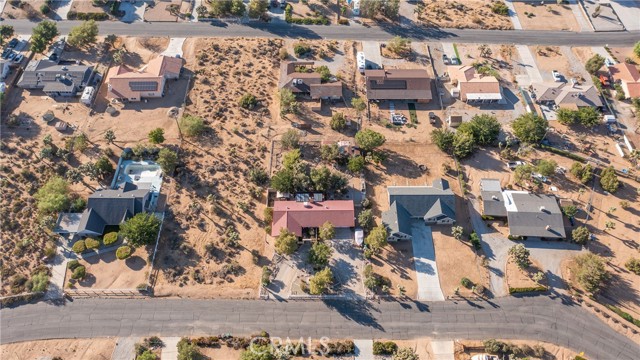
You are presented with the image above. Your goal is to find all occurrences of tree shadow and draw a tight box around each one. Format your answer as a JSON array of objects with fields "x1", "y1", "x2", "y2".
[
  {"x1": 125, "y1": 255, "x2": 148, "y2": 270},
  {"x1": 321, "y1": 299, "x2": 384, "y2": 331}
]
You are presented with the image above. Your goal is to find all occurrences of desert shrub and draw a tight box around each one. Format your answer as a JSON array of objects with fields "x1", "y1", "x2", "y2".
[
  {"x1": 249, "y1": 167, "x2": 269, "y2": 186},
  {"x1": 293, "y1": 42, "x2": 311, "y2": 57},
  {"x1": 179, "y1": 114, "x2": 206, "y2": 137},
  {"x1": 116, "y1": 245, "x2": 132, "y2": 260},
  {"x1": 261, "y1": 266, "x2": 271, "y2": 286},
  {"x1": 278, "y1": 48, "x2": 288, "y2": 60},
  {"x1": 281, "y1": 129, "x2": 300, "y2": 149},
  {"x1": 177, "y1": 338, "x2": 203, "y2": 360},
  {"x1": 34, "y1": 176, "x2": 71, "y2": 214},
  {"x1": 585, "y1": 54, "x2": 605, "y2": 75},
  {"x1": 67, "y1": 260, "x2": 80, "y2": 270},
  {"x1": 625, "y1": 258, "x2": 640, "y2": 275},
  {"x1": 330, "y1": 112, "x2": 346, "y2": 131},
  {"x1": 238, "y1": 93, "x2": 258, "y2": 109},
  {"x1": 29, "y1": 271, "x2": 49, "y2": 292},
  {"x1": 571, "y1": 226, "x2": 590, "y2": 245},
  {"x1": 72, "y1": 240, "x2": 86, "y2": 254},
  {"x1": 599, "y1": 166, "x2": 619, "y2": 193},
  {"x1": 103, "y1": 232, "x2": 119, "y2": 246},
  {"x1": 71, "y1": 265, "x2": 86, "y2": 280},
  {"x1": 85, "y1": 237, "x2": 100, "y2": 250},
  {"x1": 460, "y1": 277, "x2": 473, "y2": 289},
  {"x1": 574, "y1": 252, "x2": 609, "y2": 294},
  {"x1": 491, "y1": 2, "x2": 509, "y2": 15},
  {"x1": 469, "y1": 232, "x2": 481, "y2": 250},
  {"x1": 373, "y1": 341, "x2": 397, "y2": 355},
  {"x1": 509, "y1": 286, "x2": 547, "y2": 294}
]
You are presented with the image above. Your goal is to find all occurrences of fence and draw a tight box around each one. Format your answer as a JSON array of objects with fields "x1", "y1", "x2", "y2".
[
  {"x1": 65, "y1": 288, "x2": 148, "y2": 298},
  {"x1": 0, "y1": 292, "x2": 44, "y2": 306}
]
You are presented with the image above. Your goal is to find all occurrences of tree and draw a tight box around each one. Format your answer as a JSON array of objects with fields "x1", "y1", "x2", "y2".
[
  {"x1": 309, "y1": 267, "x2": 333, "y2": 295},
  {"x1": 430, "y1": 129, "x2": 455, "y2": 154},
  {"x1": 508, "y1": 244, "x2": 531, "y2": 269},
  {"x1": 394, "y1": 347, "x2": 419, "y2": 360},
  {"x1": 179, "y1": 115, "x2": 206, "y2": 137},
  {"x1": 120, "y1": 213, "x2": 161, "y2": 247},
  {"x1": 452, "y1": 131, "x2": 475, "y2": 158},
  {"x1": 279, "y1": 88, "x2": 298, "y2": 114},
  {"x1": 465, "y1": 114, "x2": 501, "y2": 145},
  {"x1": 574, "y1": 252, "x2": 609, "y2": 294},
  {"x1": 570, "y1": 162, "x2": 593, "y2": 184},
  {"x1": 95, "y1": 156, "x2": 114, "y2": 178},
  {"x1": 355, "y1": 129, "x2": 386, "y2": 152},
  {"x1": 238, "y1": 93, "x2": 258, "y2": 109},
  {"x1": 275, "y1": 229, "x2": 298, "y2": 255},
  {"x1": 330, "y1": 112, "x2": 347, "y2": 131},
  {"x1": 318, "y1": 221, "x2": 335, "y2": 240},
  {"x1": 310, "y1": 166, "x2": 331, "y2": 192},
  {"x1": 585, "y1": 54, "x2": 605, "y2": 75},
  {"x1": 572, "y1": 226, "x2": 590, "y2": 245},
  {"x1": 308, "y1": 241, "x2": 332, "y2": 267},
  {"x1": 137, "y1": 350, "x2": 157, "y2": 360},
  {"x1": 511, "y1": 113, "x2": 547, "y2": 144},
  {"x1": 532, "y1": 271, "x2": 545, "y2": 284},
  {"x1": 315, "y1": 65, "x2": 332, "y2": 82},
  {"x1": 577, "y1": 107, "x2": 600, "y2": 128},
  {"x1": 281, "y1": 129, "x2": 300, "y2": 150},
  {"x1": 157, "y1": 148, "x2": 178, "y2": 174},
  {"x1": 351, "y1": 97, "x2": 366, "y2": 116},
  {"x1": 562, "y1": 205, "x2": 579, "y2": 219},
  {"x1": 247, "y1": 0, "x2": 268, "y2": 18},
  {"x1": 365, "y1": 224, "x2": 388, "y2": 256},
  {"x1": 536, "y1": 159, "x2": 557, "y2": 176},
  {"x1": 358, "y1": 209, "x2": 374, "y2": 231},
  {"x1": 452, "y1": 226, "x2": 464, "y2": 240},
  {"x1": 68, "y1": 20, "x2": 99, "y2": 48},
  {"x1": 177, "y1": 339, "x2": 203, "y2": 360},
  {"x1": 348, "y1": 155, "x2": 366, "y2": 173},
  {"x1": 0, "y1": 25, "x2": 14, "y2": 46},
  {"x1": 30, "y1": 21, "x2": 59, "y2": 53},
  {"x1": 148, "y1": 128, "x2": 165, "y2": 144},
  {"x1": 34, "y1": 177, "x2": 71, "y2": 213},
  {"x1": 634, "y1": 41, "x2": 640, "y2": 58},
  {"x1": 387, "y1": 36, "x2": 411, "y2": 57},
  {"x1": 104, "y1": 129, "x2": 116, "y2": 144},
  {"x1": 556, "y1": 108, "x2": 577, "y2": 125},
  {"x1": 599, "y1": 166, "x2": 619, "y2": 193},
  {"x1": 321, "y1": 144, "x2": 339, "y2": 162}
]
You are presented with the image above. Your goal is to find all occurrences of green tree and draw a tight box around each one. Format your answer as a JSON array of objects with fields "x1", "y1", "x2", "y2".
[
  {"x1": 577, "y1": 107, "x2": 600, "y2": 128},
  {"x1": 240, "y1": 345, "x2": 274, "y2": 360},
  {"x1": 634, "y1": 41, "x2": 640, "y2": 58},
  {"x1": 120, "y1": 213, "x2": 161, "y2": 247},
  {"x1": 137, "y1": 350, "x2": 157, "y2": 360},
  {"x1": 452, "y1": 226, "x2": 464, "y2": 240},
  {"x1": 315, "y1": 65, "x2": 332, "y2": 82},
  {"x1": 308, "y1": 241, "x2": 332, "y2": 267},
  {"x1": 104, "y1": 129, "x2": 116, "y2": 144},
  {"x1": 393, "y1": 347, "x2": 419, "y2": 360},
  {"x1": 30, "y1": 20, "x2": 59, "y2": 53},
  {"x1": 556, "y1": 108, "x2": 577, "y2": 125},
  {"x1": 34, "y1": 176, "x2": 71, "y2": 213},
  {"x1": 355, "y1": 129, "x2": 386, "y2": 152},
  {"x1": 318, "y1": 221, "x2": 335, "y2": 240},
  {"x1": 321, "y1": 144, "x2": 340, "y2": 163},
  {"x1": 238, "y1": 93, "x2": 258, "y2": 109},
  {"x1": 585, "y1": 54, "x2": 605, "y2": 75},
  {"x1": 230, "y1": 0, "x2": 246, "y2": 16},
  {"x1": 387, "y1": 36, "x2": 411, "y2": 57},
  {"x1": 430, "y1": 129, "x2": 455, "y2": 154},
  {"x1": 310, "y1": 166, "x2": 332, "y2": 192},
  {"x1": 309, "y1": 267, "x2": 333, "y2": 295},
  {"x1": 571, "y1": 226, "x2": 590, "y2": 245},
  {"x1": 247, "y1": 0, "x2": 268, "y2": 18},
  {"x1": 179, "y1": 115, "x2": 206, "y2": 137},
  {"x1": 358, "y1": 209, "x2": 374, "y2": 231},
  {"x1": 348, "y1": 155, "x2": 366, "y2": 173},
  {"x1": 68, "y1": 20, "x2": 99, "y2": 48},
  {"x1": 351, "y1": 97, "x2": 366, "y2": 116},
  {"x1": 0, "y1": 25, "x2": 14, "y2": 46},
  {"x1": 452, "y1": 131, "x2": 475, "y2": 158},
  {"x1": 148, "y1": 128, "x2": 165, "y2": 144},
  {"x1": 512, "y1": 113, "x2": 547, "y2": 144},
  {"x1": 365, "y1": 224, "x2": 388, "y2": 256},
  {"x1": 95, "y1": 156, "x2": 114, "y2": 178},
  {"x1": 177, "y1": 339, "x2": 203, "y2": 360},
  {"x1": 330, "y1": 112, "x2": 347, "y2": 131},
  {"x1": 599, "y1": 166, "x2": 619, "y2": 193},
  {"x1": 574, "y1": 252, "x2": 609, "y2": 294},
  {"x1": 281, "y1": 129, "x2": 300, "y2": 149},
  {"x1": 465, "y1": 114, "x2": 502, "y2": 145},
  {"x1": 157, "y1": 148, "x2": 178, "y2": 174},
  {"x1": 29, "y1": 272, "x2": 49, "y2": 292},
  {"x1": 562, "y1": 205, "x2": 579, "y2": 219},
  {"x1": 536, "y1": 159, "x2": 557, "y2": 176},
  {"x1": 279, "y1": 88, "x2": 298, "y2": 114},
  {"x1": 508, "y1": 244, "x2": 531, "y2": 269},
  {"x1": 275, "y1": 229, "x2": 298, "y2": 255}
]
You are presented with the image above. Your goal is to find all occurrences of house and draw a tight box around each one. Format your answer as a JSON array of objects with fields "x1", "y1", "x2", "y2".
[
  {"x1": 270, "y1": 200, "x2": 355, "y2": 238},
  {"x1": 382, "y1": 178, "x2": 456, "y2": 241},
  {"x1": 106, "y1": 55, "x2": 183, "y2": 101},
  {"x1": 46, "y1": 38, "x2": 66, "y2": 63},
  {"x1": 279, "y1": 61, "x2": 343, "y2": 100},
  {"x1": 480, "y1": 178, "x2": 507, "y2": 217},
  {"x1": 504, "y1": 191, "x2": 566, "y2": 239},
  {"x1": 448, "y1": 65, "x2": 503, "y2": 103},
  {"x1": 531, "y1": 81, "x2": 604, "y2": 110},
  {"x1": 364, "y1": 69, "x2": 432, "y2": 102},
  {"x1": 17, "y1": 60, "x2": 93, "y2": 97},
  {"x1": 608, "y1": 63, "x2": 640, "y2": 99}
]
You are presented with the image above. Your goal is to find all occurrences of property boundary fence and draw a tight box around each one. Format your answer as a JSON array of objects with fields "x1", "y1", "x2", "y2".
[{"x1": 65, "y1": 288, "x2": 148, "y2": 298}]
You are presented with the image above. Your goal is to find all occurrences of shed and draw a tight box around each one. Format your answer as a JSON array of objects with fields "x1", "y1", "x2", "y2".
[
  {"x1": 448, "y1": 115, "x2": 463, "y2": 128},
  {"x1": 54, "y1": 121, "x2": 68, "y2": 132}
]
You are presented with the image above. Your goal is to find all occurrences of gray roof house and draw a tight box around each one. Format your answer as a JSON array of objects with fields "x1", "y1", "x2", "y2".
[
  {"x1": 504, "y1": 191, "x2": 566, "y2": 239},
  {"x1": 480, "y1": 178, "x2": 507, "y2": 217},
  {"x1": 382, "y1": 178, "x2": 456, "y2": 241},
  {"x1": 17, "y1": 60, "x2": 92, "y2": 97}
]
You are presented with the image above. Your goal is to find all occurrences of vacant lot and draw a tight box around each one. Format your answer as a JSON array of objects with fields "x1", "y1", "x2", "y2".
[
  {"x1": 417, "y1": 0, "x2": 513, "y2": 30},
  {"x1": 456, "y1": 340, "x2": 581, "y2": 360},
  {"x1": 1, "y1": 0, "x2": 47, "y2": 20},
  {"x1": 67, "y1": 249, "x2": 150, "y2": 290},
  {"x1": 0, "y1": 338, "x2": 116, "y2": 360},
  {"x1": 513, "y1": 2, "x2": 579, "y2": 31}
]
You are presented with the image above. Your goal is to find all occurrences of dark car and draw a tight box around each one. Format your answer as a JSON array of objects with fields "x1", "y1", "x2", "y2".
[{"x1": 7, "y1": 38, "x2": 19, "y2": 49}]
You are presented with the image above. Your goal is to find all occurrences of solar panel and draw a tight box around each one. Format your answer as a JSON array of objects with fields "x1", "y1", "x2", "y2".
[{"x1": 129, "y1": 81, "x2": 158, "y2": 91}]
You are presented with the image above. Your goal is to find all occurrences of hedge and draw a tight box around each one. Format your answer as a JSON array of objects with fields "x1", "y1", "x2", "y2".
[
  {"x1": 116, "y1": 245, "x2": 132, "y2": 260},
  {"x1": 67, "y1": 259, "x2": 80, "y2": 270},
  {"x1": 509, "y1": 286, "x2": 547, "y2": 294},
  {"x1": 103, "y1": 232, "x2": 119, "y2": 246},
  {"x1": 71, "y1": 265, "x2": 86, "y2": 280},
  {"x1": 66, "y1": 11, "x2": 110, "y2": 21},
  {"x1": 605, "y1": 304, "x2": 640, "y2": 328},
  {"x1": 373, "y1": 341, "x2": 397, "y2": 355},
  {"x1": 85, "y1": 237, "x2": 100, "y2": 250},
  {"x1": 540, "y1": 144, "x2": 587, "y2": 162},
  {"x1": 72, "y1": 240, "x2": 86, "y2": 254}
]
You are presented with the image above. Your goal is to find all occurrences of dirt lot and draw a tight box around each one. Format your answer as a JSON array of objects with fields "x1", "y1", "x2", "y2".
[
  {"x1": 67, "y1": 249, "x2": 150, "y2": 290},
  {"x1": 1, "y1": 0, "x2": 48, "y2": 20},
  {"x1": 417, "y1": 0, "x2": 513, "y2": 30},
  {"x1": 456, "y1": 340, "x2": 581, "y2": 360},
  {"x1": 289, "y1": 0, "x2": 336, "y2": 19},
  {"x1": 368, "y1": 241, "x2": 418, "y2": 298},
  {"x1": 70, "y1": 0, "x2": 108, "y2": 14},
  {"x1": 505, "y1": 258, "x2": 544, "y2": 290},
  {"x1": 513, "y1": 2, "x2": 580, "y2": 31},
  {"x1": 144, "y1": 0, "x2": 187, "y2": 22},
  {"x1": 609, "y1": 46, "x2": 640, "y2": 64},
  {"x1": 0, "y1": 338, "x2": 116, "y2": 360}
]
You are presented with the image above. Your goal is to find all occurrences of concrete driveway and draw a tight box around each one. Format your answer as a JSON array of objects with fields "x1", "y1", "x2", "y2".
[
  {"x1": 525, "y1": 238, "x2": 584, "y2": 290},
  {"x1": 50, "y1": 0, "x2": 72, "y2": 20},
  {"x1": 161, "y1": 38, "x2": 186, "y2": 58},
  {"x1": 410, "y1": 222, "x2": 445, "y2": 301},
  {"x1": 120, "y1": 1, "x2": 146, "y2": 23}
]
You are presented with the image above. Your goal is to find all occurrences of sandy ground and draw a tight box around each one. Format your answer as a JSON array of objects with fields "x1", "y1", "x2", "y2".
[
  {"x1": 417, "y1": 0, "x2": 513, "y2": 30},
  {"x1": 513, "y1": 2, "x2": 580, "y2": 31},
  {"x1": 67, "y1": 249, "x2": 150, "y2": 290},
  {"x1": 609, "y1": 47, "x2": 640, "y2": 64},
  {"x1": 289, "y1": 0, "x2": 335, "y2": 19},
  {"x1": 505, "y1": 257, "x2": 544, "y2": 290},
  {"x1": 1, "y1": 0, "x2": 47, "y2": 20},
  {"x1": 144, "y1": 0, "x2": 181, "y2": 22},
  {"x1": 0, "y1": 338, "x2": 116, "y2": 360},
  {"x1": 456, "y1": 340, "x2": 582, "y2": 360},
  {"x1": 369, "y1": 241, "x2": 418, "y2": 298},
  {"x1": 70, "y1": 0, "x2": 108, "y2": 14}
]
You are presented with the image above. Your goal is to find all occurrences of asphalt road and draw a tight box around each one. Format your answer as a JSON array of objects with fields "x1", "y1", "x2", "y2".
[
  {"x1": 2, "y1": 296, "x2": 639, "y2": 359},
  {"x1": 1, "y1": 19, "x2": 640, "y2": 46}
]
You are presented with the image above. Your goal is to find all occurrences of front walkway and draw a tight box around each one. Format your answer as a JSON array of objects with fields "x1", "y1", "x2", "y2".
[
  {"x1": 161, "y1": 337, "x2": 181, "y2": 360},
  {"x1": 430, "y1": 340, "x2": 454, "y2": 360},
  {"x1": 410, "y1": 222, "x2": 444, "y2": 301},
  {"x1": 44, "y1": 247, "x2": 71, "y2": 300},
  {"x1": 111, "y1": 337, "x2": 140, "y2": 360},
  {"x1": 161, "y1": 38, "x2": 186, "y2": 58},
  {"x1": 354, "y1": 339, "x2": 374, "y2": 360}
]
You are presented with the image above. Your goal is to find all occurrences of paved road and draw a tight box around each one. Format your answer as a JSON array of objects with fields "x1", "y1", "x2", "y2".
[
  {"x1": 1, "y1": 19, "x2": 639, "y2": 46},
  {"x1": 2, "y1": 296, "x2": 639, "y2": 359}
]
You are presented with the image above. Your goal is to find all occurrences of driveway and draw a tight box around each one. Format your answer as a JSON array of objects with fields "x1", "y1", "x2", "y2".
[
  {"x1": 354, "y1": 339, "x2": 374, "y2": 360},
  {"x1": 610, "y1": 0, "x2": 640, "y2": 30},
  {"x1": 362, "y1": 41, "x2": 382, "y2": 70},
  {"x1": 410, "y1": 222, "x2": 445, "y2": 301},
  {"x1": 120, "y1": 1, "x2": 146, "y2": 23},
  {"x1": 161, "y1": 37, "x2": 186, "y2": 58},
  {"x1": 50, "y1": 0, "x2": 72, "y2": 20},
  {"x1": 525, "y1": 238, "x2": 584, "y2": 291},
  {"x1": 514, "y1": 45, "x2": 543, "y2": 86}
]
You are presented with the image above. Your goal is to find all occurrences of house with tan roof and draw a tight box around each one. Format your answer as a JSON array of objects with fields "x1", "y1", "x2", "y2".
[
  {"x1": 364, "y1": 69, "x2": 432, "y2": 102},
  {"x1": 106, "y1": 55, "x2": 183, "y2": 102},
  {"x1": 531, "y1": 81, "x2": 604, "y2": 110},
  {"x1": 270, "y1": 200, "x2": 355, "y2": 238},
  {"x1": 608, "y1": 63, "x2": 640, "y2": 99},
  {"x1": 448, "y1": 65, "x2": 503, "y2": 104},
  {"x1": 279, "y1": 61, "x2": 343, "y2": 100}
]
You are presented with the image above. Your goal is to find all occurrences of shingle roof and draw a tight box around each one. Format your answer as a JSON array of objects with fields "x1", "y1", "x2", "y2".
[
  {"x1": 271, "y1": 200, "x2": 355, "y2": 237},
  {"x1": 505, "y1": 192, "x2": 565, "y2": 238},
  {"x1": 77, "y1": 184, "x2": 150, "y2": 235},
  {"x1": 480, "y1": 179, "x2": 507, "y2": 217},
  {"x1": 310, "y1": 82, "x2": 343, "y2": 99},
  {"x1": 382, "y1": 200, "x2": 412, "y2": 235},
  {"x1": 364, "y1": 69, "x2": 433, "y2": 100},
  {"x1": 531, "y1": 82, "x2": 603, "y2": 108},
  {"x1": 17, "y1": 60, "x2": 92, "y2": 92}
]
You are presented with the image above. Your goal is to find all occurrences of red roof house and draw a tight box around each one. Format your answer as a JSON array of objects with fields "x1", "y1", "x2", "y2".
[
  {"x1": 271, "y1": 200, "x2": 355, "y2": 237},
  {"x1": 609, "y1": 63, "x2": 640, "y2": 99}
]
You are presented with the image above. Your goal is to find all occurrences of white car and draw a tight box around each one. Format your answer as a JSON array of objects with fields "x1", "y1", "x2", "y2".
[
  {"x1": 471, "y1": 355, "x2": 499, "y2": 360},
  {"x1": 552, "y1": 70, "x2": 562, "y2": 82},
  {"x1": 507, "y1": 161, "x2": 525, "y2": 169},
  {"x1": 532, "y1": 173, "x2": 548, "y2": 183}
]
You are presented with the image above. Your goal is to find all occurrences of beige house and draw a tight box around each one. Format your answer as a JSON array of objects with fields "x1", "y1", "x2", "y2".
[
  {"x1": 608, "y1": 63, "x2": 640, "y2": 99},
  {"x1": 106, "y1": 55, "x2": 183, "y2": 102},
  {"x1": 448, "y1": 65, "x2": 503, "y2": 103},
  {"x1": 279, "y1": 61, "x2": 343, "y2": 100},
  {"x1": 364, "y1": 69, "x2": 432, "y2": 103}
]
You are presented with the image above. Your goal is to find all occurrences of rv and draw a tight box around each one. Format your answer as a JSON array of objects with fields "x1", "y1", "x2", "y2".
[{"x1": 357, "y1": 52, "x2": 366, "y2": 74}]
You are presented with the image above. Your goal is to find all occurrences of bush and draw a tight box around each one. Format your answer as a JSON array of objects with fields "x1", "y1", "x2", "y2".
[
  {"x1": 330, "y1": 112, "x2": 346, "y2": 131},
  {"x1": 103, "y1": 232, "x2": 119, "y2": 246},
  {"x1": 67, "y1": 11, "x2": 109, "y2": 21},
  {"x1": 179, "y1": 114, "x2": 206, "y2": 137},
  {"x1": 600, "y1": 166, "x2": 619, "y2": 193},
  {"x1": 120, "y1": 213, "x2": 161, "y2": 247},
  {"x1": 509, "y1": 286, "x2": 547, "y2": 294},
  {"x1": 29, "y1": 272, "x2": 49, "y2": 292},
  {"x1": 72, "y1": 240, "x2": 86, "y2": 254},
  {"x1": 71, "y1": 265, "x2": 86, "y2": 280},
  {"x1": 116, "y1": 245, "x2": 132, "y2": 260},
  {"x1": 293, "y1": 42, "x2": 311, "y2": 57},
  {"x1": 40, "y1": 4, "x2": 50, "y2": 14},
  {"x1": 574, "y1": 252, "x2": 609, "y2": 294},
  {"x1": 571, "y1": 226, "x2": 590, "y2": 245},
  {"x1": 625, "y1": 258, "x2": 640, "y2": 275},
  {"x1": 540, "y1": 144, "x2": 587, "y2": 162},
  {"x1": 605, "y1": 304, "x2": 640, "y2": 327},
  {"x1": 338, "y1": 18, "x2": 349, "y2": 25},
  {"x1": 85, "y1": 237, "x2": 100, "y2": 250},
  {"x1": 469, "y1": 232, "x2": 481, "y2": 250},
  {"x1": 67, "y1": 259, "x2": 80, "y2": 270},
  {"x1": 460, "y1": 277, "x2": 473, "y2": 288},
  {"x1": 238, "y1": 93, "x2": 258, "y2": 110},
  {"x1": 491, "y1": 2, "x2": 509, "y2": 16},
  {"x1": 261, "y1": 266, "x2": 271, "y2": 286},
  {"x1": 373, "y1": 341, "x2": 398, "y2": 355}
]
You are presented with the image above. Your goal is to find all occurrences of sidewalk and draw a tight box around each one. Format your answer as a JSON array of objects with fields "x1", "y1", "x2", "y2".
[
  {"x1": 430, "y1": 341, "x2": 454, "y2": 360},
  {"x1": 161, "y1": 337, "x2": 181, "y2": 360}
]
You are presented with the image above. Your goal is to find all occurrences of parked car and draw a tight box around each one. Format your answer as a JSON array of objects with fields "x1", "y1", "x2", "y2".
[
  {"x1": 552, "y1": 70, "x2": 562, "y2": 82},
  {"x1": 7, "y1": 38, "x2": 19, "y2": 49},
  {"x1": 442, "y1": 54, "x2": 450, "y2": 65},
  {"x1": 507, "y1": 161, "x2": 525, "y2": 169},
  {"x1": 605, "y1": 57, "x2": 615, "y2": 67},
  {"x1": 13, "y1": 54, "x2": 24, "y2": 63},
  {"x1": 7, "y1": 52, "x2": 16, "y2": 60},
  {"x1": 429, "y1": 112, "x2": 437, "y2": 124},
  {"x1": 391, "y1": 114, "x2": 407, "y2": 125},
  {"x1": 532, "y1": 173, "x2": 548, "y2": 183},
  {"x1": 450, "y1": 57, "x2": 460, "y2": 65}
]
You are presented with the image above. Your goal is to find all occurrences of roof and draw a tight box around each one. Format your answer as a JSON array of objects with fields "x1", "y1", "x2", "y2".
[
  {"x1": 271, "y1": 200, "x2": 355, "y2": 237},
  {"x1": 608, "y1": 63, "x2": 640, "y2": 83},
  {"x1": 449, "y1": 65, "x2": 501, "y2": 99},
  {"x1": 364, "y1": 69, "x2": 433, "y2": 100},
  {"x1": 145, "y1": 55, "x2": 183, "y2": 76},
  {"x1": 480, "y1": 179, "x2": 507, "y2": 217},
  {"x1": 310, "y1": 82, "x2": 343, "y2": 99},
  {"x1": 77, "y1": 184, "x2": 150, "y2": 235},
  {"x1": 382, "y1": 200, "x2": 413, "y2": 236},
  {"x1": 106, "y1": 55, "x2": 182, "y2": 99},
  {"x1": 531, "y1": 82, "x2": 603, "y2": 108},
  {"x1": 279, "y1": 61, "x2": 322, "y2": 92},
  {"x1": 17, "y1": 60, "x2": 92, "y2": 92},
  {"x1": 504, "y1": 191, "x2": 566, "y2": 239}
]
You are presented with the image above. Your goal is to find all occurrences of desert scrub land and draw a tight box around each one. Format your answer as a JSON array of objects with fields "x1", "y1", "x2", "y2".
[
  {"x1": 153, "y1": 38, "x2": 284, "y2": 298},
  {"x1": 0, "y1": 338, "x2": 117, "y2": 360},
  {"x1": 417, "y1": 0, "x2": 514, "y2": 30}
]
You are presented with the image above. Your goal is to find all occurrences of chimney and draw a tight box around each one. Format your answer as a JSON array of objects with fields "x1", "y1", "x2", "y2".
[
  {"x1": 545, "y1": 225, "x2": 551, "y2": 231},
  {"x1": 539, "y1": 206, "x2": 546, "y2": 212},
  {"x1": 492, "y1": 195, "x2": 498, "y2": 201},
  {"x1": 303, "y1": 201, "x2": 310, "y2": 208}
]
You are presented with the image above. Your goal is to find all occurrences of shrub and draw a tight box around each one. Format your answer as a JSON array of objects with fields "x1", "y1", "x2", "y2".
[
  {"x1": 585, "y1": 54, "x2": 605, "y2": 75},
  {"x1": 509, "y1": 286, "x2": 547, "y2": 294},
  {"x1": 348, "y1": 155, "x2": 365, "y2": 173},
  {"x1": 103, "y1": 232, "x2": 119, "y2": 246},
  {"x1": 238, "y1": 93, "x2": 258, "y2": 109},
  {"x1": 599, "y1": 166, "x2": 619, "y2": 193},
  {"x1": 120, "y1": 213, "x2": 161, "y2": 247},
  {"x1": 67, "y1": 260, "x2": 80, "y2": 270},
  {"x1": 278, "y1": 48, "x2": 288, "y2": 60},
  {"x1": 541, "y1": 144, "x2": 587, "y2": 162},
  {"x1": 40, "y1": 4, "x2": 50, "y2": 14},
  {"x1": 460, "y1": 277, "x2": 473, "y2": 288},
  {"x1": 116, "y1": 245, "x2": 132, "y2": 260},
  {"x1": 387, "y1": 36, "x2": 411, "y2": 57},
  {"x1": 293, "y1": 42, "x2": 311, "y2": 57},
  {"x1": 85, "y1": 237, "x2": 100, "y2": 250},
  {"x1": 29, "y1": 272, "x2": 49, "y2": 292},
  {"x1": 177, "y1": 338, "x2": 202, "y2": 360},
  {"x1": 571, "y1": 226, "x2": 590, "y2": 245},
  {"x1": 275, "y1": 229, "x2": 298, "y2": 255},
  {"x1": 625, "y1": 258, "x2": 640, "y2": 275},
  {"x1": 574, "y1": 252, "x2": 609, "y2": 294},
  {"x1": 179, "y1": 114, "x2": 206, "y2": 137},
  {"x1": 605, "y1": 304, "x2": 640, "y2": 327},
  {"x1": 71, "y1": 265, "x2": 86, "y2": 280},
  {"x1": 148, "y1": 128, "x2": 165, "y2": 144},
  {"x1": 281, "y1": 129, "x2": 300, "y2": 149},
  {"x1": 394, "y1": 347, "x2": 419, "y2": 360},
  {"x1": 309, "y1": 267, "x2": 333, "y2": 295},
  {"x1": 338, "y1": 18, "x2": 349, "y2": 25},
  {"x1": 469, "y1": 232, "x2": 481, "y2": 250},
  {"x1": 509, "y1": 244, "x2": 531, "y2": 269},
  {"x1": 330, "y1": 112, "x2": 346, "y2": 131},
  {"x1": 157, "y1": 148, "x2": 179, "y2": 175},
  {"x1": 373, "y1": 341, "x2": 398, "y2": 355},
  {"x1": 34, "y1": 176, "x2": 71, "y2": 214},
  {"x1": 491, "y1": 2, "x2": 509, "y2": 16},
  {"x1": 261, "y1": 266, "x2": 271, "y2": 286},
  {"x1": 72, "y1": 240, "x2": 86, "y2": 254}
]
